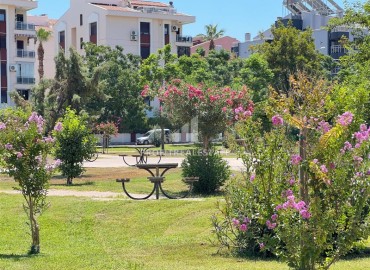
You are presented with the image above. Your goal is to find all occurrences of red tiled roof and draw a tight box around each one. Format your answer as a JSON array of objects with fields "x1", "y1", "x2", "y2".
[
  {"x1": 92, "y1": 4, "x2": 135, "y2": 12},
  {"x1": 130, "y1": 1, "x2": 169, "y2": 8},
  {"x1": 190, "y1": 36, "x2": 240, "y2": 55}
]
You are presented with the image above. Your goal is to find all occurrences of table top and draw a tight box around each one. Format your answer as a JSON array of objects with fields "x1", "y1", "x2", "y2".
[{"x1": 136, "y1": 163, "x2": 178, "y2": 169}]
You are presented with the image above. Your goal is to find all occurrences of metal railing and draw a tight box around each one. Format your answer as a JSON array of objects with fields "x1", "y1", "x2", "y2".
[
  {"x1": 176, "y1": 35, "x2": 193, "y2": 43},
  {"x1": 16, "y1": 49, "x2": 35, "y2": 58},
  {"x1": 331, "y1": 45, "x2": 347, "y2": 54},
  {"x1": 136, "y1": 6, "x2": 177, "y2": 14},
  {"x1": 16, "y1": 77, "x2": 35, "y2": 84},
  {"x1": 15, "y1": 21, "x2": 35, "y2": 31}
]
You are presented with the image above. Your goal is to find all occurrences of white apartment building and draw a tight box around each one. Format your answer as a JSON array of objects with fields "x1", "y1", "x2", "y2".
[
  {"x1": 54, "y1": 0, "x2": 195, "y2": 58},
  {"x1": 233, "y1": 0, "x2": 353, "y2": 73},
  {"x1": 0, "y1": 0, "x2": 37, "y2": 107}
]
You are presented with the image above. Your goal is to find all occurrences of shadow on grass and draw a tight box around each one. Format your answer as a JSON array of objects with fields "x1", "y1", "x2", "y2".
[
  {"x1": 50, "y1": 181, "x2": 95, "y2": 187},
  {"x1": 52, "y1": 174, "x2": 91, "y2": 180},
  {"x1": 341, "y1": 247, "x2": 370, "y2": 261},
  {"x1": 0, "y1": 253, "x2": 36, "y2": 261}
]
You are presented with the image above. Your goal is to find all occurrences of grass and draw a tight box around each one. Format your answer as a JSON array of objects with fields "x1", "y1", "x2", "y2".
[{"x1": 0, "y1": 168, "x2": 369, "y2": 269}]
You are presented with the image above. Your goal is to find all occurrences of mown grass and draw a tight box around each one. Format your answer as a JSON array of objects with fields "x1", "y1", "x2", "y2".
[
  {"x1": 0, "y1": 194, "x2": 369, "y2": 270},
  {"x1": 0, "y1": 168, "x2": 188, "y2": 194},
  {"x1": 1, "y1": 167, "x2": 369, "y2": 269}
]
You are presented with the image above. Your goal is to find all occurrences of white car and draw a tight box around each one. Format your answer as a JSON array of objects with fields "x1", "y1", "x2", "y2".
[{"x1": 136, "y1": 129, "x2": 171, "y2": 145}]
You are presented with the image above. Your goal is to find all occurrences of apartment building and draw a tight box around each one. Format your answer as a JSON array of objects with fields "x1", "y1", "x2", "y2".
[
  {"x1": 190, "y1": 36, "x2": 240, "y2": 56},
  {"x1": 0, "y1": 0, "x2": 37, "y2": 107},
  {"x1": 233, "y1": 0, "x2": 353, "y2": 73},
  {"x1": 54, "y1": 0, "x2": 195, "y2": 58}
]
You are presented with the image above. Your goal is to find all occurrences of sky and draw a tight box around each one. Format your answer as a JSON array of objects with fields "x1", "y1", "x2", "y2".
[{"x1": 30, "y1": 0, "x2": 364, "y2": 42}]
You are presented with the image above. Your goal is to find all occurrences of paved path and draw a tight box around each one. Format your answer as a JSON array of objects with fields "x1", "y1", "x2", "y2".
[{"x1": 84, "y1": 154, "x2": 246, "y2": 171}]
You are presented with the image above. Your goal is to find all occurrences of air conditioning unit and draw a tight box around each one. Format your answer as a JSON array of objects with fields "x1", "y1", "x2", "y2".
[
  {"x1": 171, "y1": 25, "x2": 179, "y2": 32},
  {"x1": 9, "y1": 64, "x2": 17, "y2": 72},
  {"x1": 130, "y1": 30, "x2": 138, "y2": 41}
]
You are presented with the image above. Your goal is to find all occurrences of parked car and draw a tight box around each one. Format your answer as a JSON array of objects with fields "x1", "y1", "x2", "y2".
[{"x1": 136, "y1": 129, "x2": 171, "y2": 145}]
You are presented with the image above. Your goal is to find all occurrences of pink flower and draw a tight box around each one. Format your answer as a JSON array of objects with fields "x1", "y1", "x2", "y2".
[
  {"x1": 266, "y1": 220, "x2": 277, "y2": 230},
  {"x1": 300, "y1": 209, "x2": 311, "y2": 219},
  {"x1": 54, "y1": 122, "x2": 63, "y2": 132},
  {"x1": 222, "y1": 107, "x2": 227, "y2": 112},
  {"x1": 283, "y1": 189, "x2": 293, "y2": 197},
  {"x1": 250, "y1": 174, "x2": 256, "y2": 182},
  {"x1": 54, "y1": 159, "x2": 61, "y2": 167},
  {"x1": 317, "y1": 121, "x2": 331, "y2": 133},
  {"x1": 272, "y1": 115, "x2": 284, "y2": 126},
  {"x1": 16, "y1": 152, "x2": 23, "y2": 159},
  {"x1": 291, "y1": 154, "x2": 302, "y2": 165},
  {"x1": 337, "y1": 111, "x2": 354, "y2": 127},
  {"x1": 313, "y1": 159, "x2": 319, "y2": 164},
  {"x1": 295, "y1": 201, "x2": 306, "y2": 211},
  {"x1": 289, "y1": 178, "x2": 295, "y2": 186},
  {"x1": 5, "y1": 143, "x2": 13, "y2": 150},
  {"x1": 240, "y1": 224, "x2": 248, "y2": 232},
  {"x1": 0, "y1": 122, "x2": 5, "y2": 130},
  {"x1": 271, "y1": 214, "x2": 278, "y2": 221},
  {"x1": 320, "y1": 165, "x2": 328, "y2": 173},
  {"x1": 259, "y1": 243, "x2": 265, "y2": 249},
  {"x1": 232, "y1": 218, "x2": 240, "y2": 226},
  {"x1": 243, "y1": 217, "x2": 251, "y2": 224},
  {"x1": 275, "y1": 204, "x2": 283, "y2": 211}
]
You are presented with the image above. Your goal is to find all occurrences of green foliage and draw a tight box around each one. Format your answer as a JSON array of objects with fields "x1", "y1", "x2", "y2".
[
  {"x1": 182, "y1": 148, "x2": 230, "y2": 194},
  {"x1": 214, "y1": 74, "x2": 370, "y2": 269},
  {"x1": 197, "y1": 24, "x2": 225, "y2": 50},
  {"x1": 0, "y1": 108, "x2": 59, "y2": 254},
  {"x1": 258, "y1": 23, "x2": 326, "y2": 94},
  {"x1": 54, "y1": 109, "x2": 97, "y2": 185}
]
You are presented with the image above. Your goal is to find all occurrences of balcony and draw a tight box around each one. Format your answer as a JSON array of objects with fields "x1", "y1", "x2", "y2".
[
  {"x1": 16, "y1": 77, "x2": 35, "y2": 85},
  {"x1": 17, "y1": 49, "x2": 35, "y2": 58},
  {"x1": 15, "y1": 22, "x2": 35, "y2": 31},
  {"x1": 136, "y1": 6, "x2": 177, "y2": 15},
  {"x1": 15, "y1": 22, "x2": 36, "y2": 38},
  {"x1": 175, "y1": 35, "x2": 192, "y2": 47}
]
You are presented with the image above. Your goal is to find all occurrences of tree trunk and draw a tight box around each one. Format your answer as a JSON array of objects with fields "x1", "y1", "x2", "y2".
[
  {"x1": 37, "y1": 42, "x2": 44, "y2": 80},
  {"x1": 67, "y1": 177, "x2": 73, "y2": 185},
  {"x1": 299, "y1": 127, "x2": 308, "y2": 203},
  {"x1": 209, "y1": 39, "x2": 215, "y2": 51},
  {"x1": 28, "y1": 196, "x2": 40, "y2": 254},
  {"x1": 203, "y1": 135, "x2": 210, "y2": 153}
]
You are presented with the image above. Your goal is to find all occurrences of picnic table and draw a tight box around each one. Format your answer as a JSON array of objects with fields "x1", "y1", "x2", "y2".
[
  {"x1": 116, "y1": 163, "x2": 198, "y2": 200},
  {"x1": 119, "y1": 145, "x2": 156, "y2": 166}
]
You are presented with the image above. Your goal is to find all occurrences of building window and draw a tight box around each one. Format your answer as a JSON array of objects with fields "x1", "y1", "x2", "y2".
[
  {"x1": 140, "y1": 22, "x2": 150, "y2": 35},
  {"x1": 0, "y1": 35, "x2": 6, "y2": 49},
  {"x1": 59, "y1": 31, "x2": 65, "y2": 51},
  {"x1": 16, "y1": 14, "x2": 24, "y2": 22},
  {"x1": 90, "y1": 22, "x2": 97, "y2": 44},
  {"x1": 164, "y1": 24, "x2": 169, "y2": 45},
  {"x1": 1, "y1": 90, "x2": 7, "y2": 103},
  {"x1": 80, "y1": 37, "x2": 84, "y2": 49},
  {"x1": 80, "y1": 14, "x2": 83, "y2": 26},
  {"x1": 0, "y1": 10, "x2": 5, "y2": 22},
  {"x1": 177, "y1": 46, "x2": 190, "y2": 57}
]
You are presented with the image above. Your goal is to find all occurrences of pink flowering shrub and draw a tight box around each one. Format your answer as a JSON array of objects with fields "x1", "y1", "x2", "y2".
[
  {"x1": 143, "y1": 79, "x2": 253, "y2": 150},
  {"x1": 213, "y1": 74, "x2": 370, "y2": 269},
  {"x1": 0, "y1": 109, "x2": 61, "y2": 254}
]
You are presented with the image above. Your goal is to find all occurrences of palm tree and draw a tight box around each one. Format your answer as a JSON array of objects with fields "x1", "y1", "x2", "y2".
[
  {"x1": 198, "y1": 24, "x2": 225, "y2": 51},
  {"x1": 36, "y1": 28, "x2": 52, "y2": 80}
]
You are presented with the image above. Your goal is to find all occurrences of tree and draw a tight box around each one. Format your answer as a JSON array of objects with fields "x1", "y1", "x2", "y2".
[
  {"x1": 36, "y1": 28, "x2": 52, "y2": 80},
  {"x1": 0, "y1": 109, "x2": 60, "y2": 254},
  {"x1": 198, "y1": 24, "x2": 225, "y2": 51},
  {"x1": 53, "y1": 109, "x2": 97, "y2": 185},
  {"x1": 257, "y1": 23, "x2": 325, "y2": 94}
]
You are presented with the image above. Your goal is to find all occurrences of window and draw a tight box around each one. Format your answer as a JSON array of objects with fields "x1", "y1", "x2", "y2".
[
  {"x1": 80, "y1": 37, "x2": 84, "y2": 49},
  {"x1": 80, "y1": 14, "x2": 83, "y2": 26},
  {"x1": 0, "y1": 35, "x2": 6, "y2": 49},
  {"x1": 1, "y1": 90, "x2": 7, "y2": 103},
  {"x1": 16, "y1": 14, "x2": 24, "y2": 22},
  {"x1": 1, "y1": 63, "x2": 6, "y2": 76},
  {"x1": 90, "y1": 22, "x2": 97, "y2": 44},
  {"x1": 140, "y1": 22, "x2": 150, "y2": 35},
  {"x1": 0, "y1": 10, "x2": 5, "y2": 22},
  {"x1": 141, "y1": 46, "x2": 150, "y2": 59},
  {"x1": 59, "y1": 31, "x2": 65, "y2": 51}
]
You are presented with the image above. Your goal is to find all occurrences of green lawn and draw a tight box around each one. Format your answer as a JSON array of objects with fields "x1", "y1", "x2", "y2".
[{"x1": 0, "y1": 168, "x2": 369, "y2": 269}]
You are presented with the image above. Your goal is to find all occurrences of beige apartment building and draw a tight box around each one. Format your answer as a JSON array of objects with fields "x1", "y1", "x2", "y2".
[
  {"x1": 55, "y1": 0, "x2": 195, "y2": 58},
  {"x1": 0, "y1": 0, "x2": 37, "y2": 107}
]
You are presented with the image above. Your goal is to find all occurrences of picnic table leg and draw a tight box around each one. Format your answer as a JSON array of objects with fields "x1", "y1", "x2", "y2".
[{"x1": 155, "y1": 182, "x2": 160, "y2": 200}]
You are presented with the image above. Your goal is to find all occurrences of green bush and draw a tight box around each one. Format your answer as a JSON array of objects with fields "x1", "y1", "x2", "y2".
[
  {"x1": 182, "y1": 148, "x2": 230, "y2": 194},
  {"x1": 54, "y1": 109, "x2": 97, "y2": 185}
]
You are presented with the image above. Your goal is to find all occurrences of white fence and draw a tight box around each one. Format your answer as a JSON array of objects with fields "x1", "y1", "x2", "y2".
[{"x1": 95, "y1": 133, "x2": 199, "y2": 145}]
